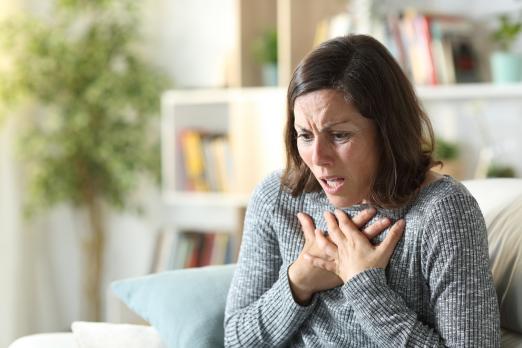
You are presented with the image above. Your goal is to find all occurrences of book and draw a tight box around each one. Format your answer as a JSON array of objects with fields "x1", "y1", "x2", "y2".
[
  {"x1": 201, "y1": 135, "x2": 220, "y2": 191},
  {"x1": 199, "y1": 233, "x2": 216, "y2": 266},
  {"x1": 149, "y1": 230, "x2": 176, "y2": 273},
  {"x1": 211, "y1": 136, "x2": 233, "y2": 192},
  {"x1": 171, "y1": 234, "x2": 192, "y2": 269},
  {"x1": 415, "y1": 14, "x2": 438, "y2": 85},
  {"x1": 210, "y1": 233, "x2": 230, "y2": 265},
  {"x1": 179, "y1": 129, "x2": 208, "y2": 191}
]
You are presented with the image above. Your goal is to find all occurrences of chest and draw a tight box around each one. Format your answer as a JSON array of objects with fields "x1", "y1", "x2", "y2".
[{"x1": 276, "y1": 202, "x2": 429, "y2": 302}]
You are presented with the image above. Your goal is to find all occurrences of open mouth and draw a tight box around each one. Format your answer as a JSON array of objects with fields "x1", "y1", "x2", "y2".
[{"x1": 320, "y1": 177, "x2": 345, "y2": 193}]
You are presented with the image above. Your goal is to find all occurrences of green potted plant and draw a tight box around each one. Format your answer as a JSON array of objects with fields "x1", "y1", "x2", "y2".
[
  {"x1": 433, "y1": 137, "x2": 463, "y2": 179},
  {"x1": 252, "y1": 28, "x2": 278, "y2": 86},
  {"x1": 490, "y1": 14, "x2": 522, "y2": 83},
  {"x1": 487, "y1": 163, "x2": 517, "y2": 177},
  {"x1": 0, "y1": 0, "x2": 167, "y2": 320}
]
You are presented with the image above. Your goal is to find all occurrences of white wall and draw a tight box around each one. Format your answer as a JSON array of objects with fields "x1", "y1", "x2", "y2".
[{"x1": 140, "y1": 0, "x2": 237, "y2": 88}]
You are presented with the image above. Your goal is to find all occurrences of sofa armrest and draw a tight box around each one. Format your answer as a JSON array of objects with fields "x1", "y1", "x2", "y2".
[
  {"x1": 9, "y1": 333, "x2": 77, "y2": 348},
  {"x1": 501, "y1": 329, "x2": 522, "y2": 348}
]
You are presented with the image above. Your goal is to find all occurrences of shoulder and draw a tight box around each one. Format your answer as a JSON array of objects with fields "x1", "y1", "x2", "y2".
[
  {"x1": 416, "y1": 176, "x2": 487, "y2": 245},
  {"x1": 416, "y1": 175, "x2": 480, "y2": 215},
  {"x1": 250, "y1": 170, "x2": 283, "y2": 205},
  {"x1": 248, "y1": 170, "x2": 305, "y2": 216},
  {"x1": 247, "y1": 170, "x2": 285, "y2": 216}
]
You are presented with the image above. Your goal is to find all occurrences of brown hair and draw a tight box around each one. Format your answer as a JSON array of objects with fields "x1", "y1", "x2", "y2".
[{"x1": 281, "y1": 34, "x2": 437, "y2": 208}]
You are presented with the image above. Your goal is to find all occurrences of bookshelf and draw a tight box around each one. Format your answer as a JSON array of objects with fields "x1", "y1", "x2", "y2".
[
  {"x1": 231, "y1": 0, "x2": 522, "y2": 88},
  {"x1": 158, "y1": 87, "x2": 286, "y2": 270},
  {"x1": 158, "y1": 83, "x2": 522, "y2": 270}
]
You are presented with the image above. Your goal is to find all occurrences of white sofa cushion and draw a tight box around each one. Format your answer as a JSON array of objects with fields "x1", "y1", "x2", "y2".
[
  {"x1": 8, "y1": 333, "x2": 77, "y2": 348},
  {"x1": 8, "y1": 323, "x2": 167, "y2": 348},
  {"x1": 462, "y1": 178, "x2": 522, "y2": 214},
  {"x1": 71, "y1": 322, "x2": 166, "y2": 348}
]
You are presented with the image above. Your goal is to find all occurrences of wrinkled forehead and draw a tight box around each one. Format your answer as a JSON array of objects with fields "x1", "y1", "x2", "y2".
[{"x1": 293, "y1": 89, "x2": 365, "y2": 128}]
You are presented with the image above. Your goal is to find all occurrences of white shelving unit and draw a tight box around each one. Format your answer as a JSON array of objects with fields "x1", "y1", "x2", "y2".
[
  {"x1": 161, "y1": 87, "x2": 286, "y2": 201},
  {"x1": 160, "y1": 83, "x2": 522, "y2": 233},
  {"x1": 416, "y1": 83, "x2": 522, "y2": 101},
  {"x1": 160, "y1": 87, "x2": 287, "y2": 267}
]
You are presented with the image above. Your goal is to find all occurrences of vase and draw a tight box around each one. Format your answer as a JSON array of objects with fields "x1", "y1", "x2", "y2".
[
  {"x1": 490, "y1": 51, "x2": 522, "y2": 84},
  {"x1": 261, "y1": 63, "x2": 278, "y2": 86}
]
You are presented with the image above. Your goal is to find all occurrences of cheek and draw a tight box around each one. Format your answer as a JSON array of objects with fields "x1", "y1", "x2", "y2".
[{"x1": 337, "y1": 142, "x2": 355, "y2": 160}]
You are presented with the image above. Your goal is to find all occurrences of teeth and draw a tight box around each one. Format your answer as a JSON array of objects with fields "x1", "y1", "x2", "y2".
[{"x1": 325, "y1": 178, "x2": 343, "y2": 188}]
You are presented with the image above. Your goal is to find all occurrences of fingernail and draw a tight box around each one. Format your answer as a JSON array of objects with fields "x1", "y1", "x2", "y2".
[
  {"x1": 396, "y1": 219, "x2": 405, "y2": 227},
  {"x1": 367, "y1": 207, "x2": 376, "y2": 214}
]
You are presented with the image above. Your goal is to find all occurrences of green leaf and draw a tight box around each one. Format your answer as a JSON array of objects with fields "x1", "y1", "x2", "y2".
[{"x1": 0, "y1": 0, "x2": 170, "y2": 216}]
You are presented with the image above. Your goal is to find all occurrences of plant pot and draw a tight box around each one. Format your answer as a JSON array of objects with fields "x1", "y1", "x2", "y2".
[
  {"x1": 261, "y1": 63, "x2": 278, "y2": 86},
  {"x1": 490, "y1": 51, "x2": 522, "y2": 84}
]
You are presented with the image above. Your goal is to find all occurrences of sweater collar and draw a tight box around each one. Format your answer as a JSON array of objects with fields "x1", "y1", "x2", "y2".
[{"x1": 309, "y1": 175, "x2": 450, "y2": 221}]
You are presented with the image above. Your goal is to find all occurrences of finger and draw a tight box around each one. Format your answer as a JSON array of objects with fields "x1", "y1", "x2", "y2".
[
  {"x1": 297, "y1": 212, "x2": 316, "y2": 241},
  {"x1": 303, "y1": 253, "x2": 337, "y2": 273},
  {"x1": 378, "y1": 219, "x2": 405, "y2": 260},
  {"x1": 333, "y1": 209, "x2": 367, "y2": 245},
  {"x1": 323, "y1": 211, "x2": 345, "y2": 244},
  {"x1": 314, "y1": 229, "x2": 337, "y2": 259},
  {"x1": 333, "y1": 209, "x2": 357, "y2": 232},
  {"x1": 363, "y1": 217, "x2": 391, "y2": 240},
  {"x1": 351, "y1": 207, "x2": 377, "y2": 228}
]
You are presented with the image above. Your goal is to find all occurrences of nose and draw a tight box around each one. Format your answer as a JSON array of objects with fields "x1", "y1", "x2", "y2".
[{"x1": 311, "y1": 137, "x2": 333, "y2": 166}]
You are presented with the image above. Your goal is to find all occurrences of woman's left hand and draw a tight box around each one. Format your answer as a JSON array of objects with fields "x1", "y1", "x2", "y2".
[{"x1": 308, "y1": 209, "x2": 405, "y2": 283}]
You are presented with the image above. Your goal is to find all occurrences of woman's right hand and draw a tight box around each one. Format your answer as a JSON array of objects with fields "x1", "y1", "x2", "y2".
[{"x1": 288, "y1": 208, "x2": 392, "y2": 305}]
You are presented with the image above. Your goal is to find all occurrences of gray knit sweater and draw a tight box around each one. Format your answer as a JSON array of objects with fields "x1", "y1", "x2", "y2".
[{"x1": 224, "y1": 171, "x2": 500, "y2": 347}]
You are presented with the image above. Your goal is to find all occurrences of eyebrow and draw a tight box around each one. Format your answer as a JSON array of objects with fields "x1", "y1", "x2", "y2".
[{"x1": 294, "y1": 120, "x2": 352, "y2": 131}]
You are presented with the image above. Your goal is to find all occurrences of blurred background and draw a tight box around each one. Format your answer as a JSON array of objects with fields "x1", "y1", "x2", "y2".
[{"x1": 2, "y1": 0, "x2": 522, "y2": 345}]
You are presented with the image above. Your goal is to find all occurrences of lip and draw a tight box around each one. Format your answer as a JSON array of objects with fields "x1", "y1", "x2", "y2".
[{"x1": 318, "y1": 176, "x2": 345, "y2": 195}]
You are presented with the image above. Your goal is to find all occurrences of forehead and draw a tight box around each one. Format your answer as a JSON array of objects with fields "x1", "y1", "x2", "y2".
[{"x1": 293, "y1": 89, "x2": 364, "y2": 126}]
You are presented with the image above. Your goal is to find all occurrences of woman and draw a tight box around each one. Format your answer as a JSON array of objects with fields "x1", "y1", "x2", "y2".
[{"x1": 224, "y1": 35, "x2": 500, "y2": 347}]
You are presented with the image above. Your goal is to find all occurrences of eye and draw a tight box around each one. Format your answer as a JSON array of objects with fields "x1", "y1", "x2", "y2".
[
  {"x1": 296, "y1": 132, "x2": 313, "y2": 143},
  {"x1": 331, "y1": 132, "x2": 353, "y2": 143}
]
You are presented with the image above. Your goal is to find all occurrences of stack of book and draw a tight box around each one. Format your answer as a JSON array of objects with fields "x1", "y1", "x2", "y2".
[
  {"x1": 150, "y1": 231, "x2": 237, "y2": 272},
  {"x1": 178, "y1": 129, "x2": 233, "y2": 192},
  {"x1": 313, "y1": 9, "x2": 481, "y2": 85},
  {"x1": 384, "y1": 10, "x2": 480, "y2": 85}
]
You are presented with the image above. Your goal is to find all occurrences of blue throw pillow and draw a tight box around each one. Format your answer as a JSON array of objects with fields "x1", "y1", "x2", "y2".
[{"x1": 111, "y1": 264, "x2": 236, "y2": 348}]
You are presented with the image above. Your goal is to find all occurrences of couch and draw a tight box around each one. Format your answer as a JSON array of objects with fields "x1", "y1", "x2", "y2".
[{"x1": 9, "y1": 178, "x2": 522, "y2": 348}]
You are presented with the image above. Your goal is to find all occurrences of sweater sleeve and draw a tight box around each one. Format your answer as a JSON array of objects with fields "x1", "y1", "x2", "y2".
[
  {"x1": 224, "y1": 175, "x2": 317, "y2": 347},
  {"x1": 340, "y1": 193, "x2": 500, "y2": 347}
]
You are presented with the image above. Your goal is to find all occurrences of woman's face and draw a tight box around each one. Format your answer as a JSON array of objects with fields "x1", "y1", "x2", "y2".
[{"x1": 294, "y1": 89, "x2": 380, "y2": 208}]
